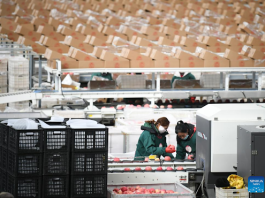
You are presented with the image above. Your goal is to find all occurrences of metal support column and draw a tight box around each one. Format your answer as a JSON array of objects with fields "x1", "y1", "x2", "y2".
[
  {"x1": 225, "y1": 72, "x2": 230, "y2": 91},
  {"x1": 220, "y1": 72, "x2": 223, "y2": 89},
  {"x1": 38, "y1": 55, "x2": 42, "y2": 108},
  {"x1": 29, "y1": 54, "x2": 33, "y2": 89},
  {"x1": 258, "y1": 72, "x2": 263, "y2": 91},
  {"x1": 252, "y1": 72, "x2": 256, "y2": 88},
  {"x1": 152, "y1": 72, "x2": 155, "y2": 89},
  {"x1": 156, "y1": 72, "x2": 160, "y2": 91}
]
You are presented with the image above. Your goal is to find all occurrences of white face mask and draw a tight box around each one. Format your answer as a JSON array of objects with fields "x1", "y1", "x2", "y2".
[{"x1": 158, "y1": 126, "x2": 166, "y2": 133}]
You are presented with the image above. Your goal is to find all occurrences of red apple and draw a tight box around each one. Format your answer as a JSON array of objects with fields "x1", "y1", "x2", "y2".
[
  {"x1": 101, "y1": 106, "x2": 106, "y2": 109},
  {"x1": 144, "y1": 104, "x2": 150, "y2": 108},
  {"x1": 135, "y1": 186, "x2": 140, "y2": 190},
  {"x1": 156, "y1": 166, "x2": 163, "y2": 171},
  {"x1": 144, "y1": 157, "x2": 149, "y2": 162},
  {"x1": 63, "y1": 72, "x2": 68, "y2": 75},
  {"x1": 177, "y1": 166, "x2": 184, "y2": 170},
  {"x1": 155, "y1": 189, "x2": 161, "y2": 193},
  {"x1": 164, "y1": 156, "x2": 171, "y2": 161},
  {"x1": 124, "y1": 168, "x2": 131, "y2": 171},
  {"x1": 134, "y1": 167, "x2": 142, "y2": 171},
  {"x1": 166, "y1": 167, "x2": 173, "y2": 171},
  {"x1": 149, "y1": 188, "x2": 155, "y2": 193},
  {"x1": 137, "y1": 105, "x2": 141, "y2": 108},
  {"x1": 110, "y1": 106, "x2": 114, "y2": 108},
  {"x1": 123, "y1": 191, "x2": 128, "y2": 194},
  {"x1": 155, "y1": 158, "x2": 160, "y2": 162},
  {"x1": 167, "y1": 190, "x2": 174, "y2": 193},
  {"x1": 120, "y1": 186, "x2": 127, "y2": 192},
  {"x1": 117, "y1": 106, "x2": 123, "y2": 110},
  {"x1": 144, "y1": 190, "x2": 150, "y2": 194},
  {"x1": 160, "y1": 105, "x2": 165, "y2": 109},
  {"x1": 117, "y1": 190, "x2": 122, "y2": 194},
  {"x1": 167, "y1": 105, "x2": 172, "y2": 108},
  {"x1": 145, "y1": 166, "x2": 152, "y2": 171},
  {"x1": 69, "y1": 72, "x2": 74, "y2": 75},
  {"x1": 161, "y1": 190, "x2": 166, "y2": 194},
  {"x1": 169, "y1": 145, "x2": 175, "y2": 150},
  {"x1": 113, "y1": 158, "x2": 120, "y2": 162},
  {"x1": 135, "y1": 190, "x2": 142, "y2": 194},
  {"x1": 113, "y1": 188, "x2": 119, "y2": 192},
  {"x1": 130, "y1": 187, "x2": 135, "y2": 192}
]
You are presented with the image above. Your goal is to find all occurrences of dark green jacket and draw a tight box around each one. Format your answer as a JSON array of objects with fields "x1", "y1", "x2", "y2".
[
  {"x1": 175, "y1": 131, "x2": 196, "y2": 159},
  {"x1": 171, "y1": 72, "x2": 195, "y2": 86},
  {"x1": 134, "y1": 123, "x2": 174, "y2": 160},
  {"x1": 90, "y1": 72, "x2": 113, "y2": 81}
]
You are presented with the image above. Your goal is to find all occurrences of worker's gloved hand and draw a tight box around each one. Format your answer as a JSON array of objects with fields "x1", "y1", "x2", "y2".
[
  {"x1": 187, "y1": 154, "x2": 194, "y2": 160},
  {"x1": 165, "y1": 145, "x2": 176, "y2": 153}
]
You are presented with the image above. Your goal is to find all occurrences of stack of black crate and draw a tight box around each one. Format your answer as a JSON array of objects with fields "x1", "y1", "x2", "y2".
[
  {"x1": 0, "y1": 123, "x2": 8, "y2": 192},
  {"x1": 6, "y1": 124, "x2": 43, "y2": 198},
  {"x1": 42, "y1": 126, "x2": 70, "y2": 198},
  {"x1": 70, "y1": 127, "x2": 109, "y2": 198}
]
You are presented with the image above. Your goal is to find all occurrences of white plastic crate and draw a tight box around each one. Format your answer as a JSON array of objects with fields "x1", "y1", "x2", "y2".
[
  {"x1": 215, "y1": 187, "x2": 249, "y2": 198},
  {"x1": 0, "y1": 103, "x2": 7, "y2": 111},
  {"x1": 108, "y1": 183, "x2": 195, "y2": 198},
  {"x1": 8, "y1": 57, "x2": 29, "y2": 75},
  {"x1": 0, "y1": 74, "x2": 7, "y2": 86},
  {"x1": 116, "y1": 75, "x2": 147, "y2": 89},
  {"x1": 0, "y1": 57, "x2": 8, "y2": 72},
  {"x1": 0, "y1": 86, "x2": 7, "y2": 93},
  {"x1": 8, "y1": 87, "x2": 29, "y2": 93},
  {"x1": 9, "y1": 101, "x2": 30, "y2": 110},
  {"x1": 8, "y1": 75, "x2": 29, "y2": 88},
  {"x1": 200, "y1": 73, "x2": 225, "y2": 88}
]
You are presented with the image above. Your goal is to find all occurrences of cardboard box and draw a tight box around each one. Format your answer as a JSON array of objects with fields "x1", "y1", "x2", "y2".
[
  {"x1": 15, "y1": 17, "x2": 30, "y2": 25},
  {"x1": 81, "y1": 27, "x2": 107, "y2": 40},
  {"x1": 89, "y1": 36, "x2": 110, "y2": 46},
  {"x1": 175, "y1": 49, "x2": 199, "y2": 60},
  {"x1": 226, "y1": 36, "x2": 244, "y2": 46},
  {"x1": 0, "y1": 18, "x2": 18, "y2": 32},
  {"x1": 150, "y1": 49, "x2": 175, "y2": 61},
  {"x1": 224, "y1": 49, "x2": 247, "y2": 60},
  {"x1": 49, "y1": 45, "x2": 70, "y2": 54},
  {"x1": 130, "y1": 60, "x2": 154, "y2": 68},
  {"x1": 157, "y1": 36, "x2": 180, "y2": 46},
  {"x1": 100, "y1": 50, "x2": 127, "y2": 61},
  {"x1": 32, "y1": 43, "x2": 47, "y2": 54},
  {"x1": 121, "y1": 26, "x2": 146, "y2": 39},
  {"x1": 207, "y1": 46, "x2": 227, "y2": 53},
  {"x1": 104, "y1": 60, "x2": 130, "y2": 68},
  {"x1": 92, "y1": 47, "x2": 105, "y2": 58},
  {"x1": 204, "y1": 59, "x2": 230, "y2": 67},
  {"x1": 230, "y1": 60, "x2": 254, "y2": 67},
  {"x1": 44, "y1": 48, "x2": 62, "y2": 60},
  {"x1": 79, "y1": 60, "x2": 104, "y2": 68},
  {"x1": 154, "y1": 60, "x2": 179, "y2": 68},
  {"x1": 229, "y1": 45, "x2": 243, "y2": 53},
  {"x1": 135, "y1": 37, "x2": 157, "y2": 47},
  {"x1": 71, "y1": 49, "x2": 98, "y2": 61},
  {"x1": 101, "y1": 26, "x2": 127, "y2": 40},
  {"x1": 202, "y1": 36, "x2": 218, "y2": 45},
  {"x1": 240, "y1": 34, "x2": 249, "y2": 43},
  {"x1": 240, "y1": 45, "x2": 252, "y2": 56},
  {"x1": 179, "y1": 59, "x2": 204, "y2": 68},
  {"x1": 121, "y1": 48, "x2": 151, "y2": 61},
  {"x1": 112, "y1": 37, "x2": 129, "y2": 46},
  {"x1": 248, "y1": 48, "x2": 265, "y2": 60},
  {"x1": 88, "y1": 81, "x2": 116, "y2": 90},
  {"x1": 246, "y1": 36, "x2": 265, "y2": 46},
  {"x1": 199, "y1": 49, "x2": 225, "y2": 60},
  {"x1": 180, "y1": 37, "x2": 207, "y2": 48}
]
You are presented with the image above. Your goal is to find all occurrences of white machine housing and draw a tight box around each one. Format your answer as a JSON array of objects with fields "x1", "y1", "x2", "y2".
[{"x1": 197, "y1": 104, "x2": 265, "y2": 173}]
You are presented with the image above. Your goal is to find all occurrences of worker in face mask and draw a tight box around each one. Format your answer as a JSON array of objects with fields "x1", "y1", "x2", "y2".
[
  {"x1": 134, "y1": 117, "x2": 175, "y2": 161},
  {"x1": 175, "y1": 120, "x2": 196, "y2": 160}
]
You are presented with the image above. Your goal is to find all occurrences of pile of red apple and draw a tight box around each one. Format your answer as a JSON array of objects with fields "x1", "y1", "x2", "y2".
[{"x1": 113, "y1": 186, "x2": 178, "y2": 194}]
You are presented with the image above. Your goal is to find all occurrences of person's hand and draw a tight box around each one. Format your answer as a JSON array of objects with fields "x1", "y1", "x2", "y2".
[
  {"x1": 187, "y1": 154, "x2": 194, "y2": 160},
  {"x1": 165, "y1": 145, "x2": 176, "y2": 153}
]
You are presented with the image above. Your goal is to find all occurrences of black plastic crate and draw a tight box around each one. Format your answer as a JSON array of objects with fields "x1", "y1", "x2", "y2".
[
  {"x1": 0, "y1": 147, "x2": 8, "y2": 170},
  {"x1": 43, "y1": 152, "x2": 69, "y2": 175},
  {"x1": 7, "y1": 174, "x2": 41, "y2": 198},
  {"x1": 43, "y1": 175, "x2": 69, "y2": 198},
  {"x1": 43, "y1": 128, "x2": 70, "y2": 151},
  {"x1": 72, "y1": 128, "x2": 108, "y2": 152},
  {"x1": 71, "y1": 175, "x2": 107, "y2": 198},
  {"x1": 0, "y1": 168, "x2": 7, "y2": 192},
  {"x1": 72, "y1": 152, "x2": 107, "y2": 175},
  {"x1": 7, "y1": 151, "x2": 43, "y2": 177},
  {"x1": 0, "y1": 123, "x2": 8, "y2": 148},
  {"x1": 8, "y1": 127, "x2": 43, "y2": 153}
]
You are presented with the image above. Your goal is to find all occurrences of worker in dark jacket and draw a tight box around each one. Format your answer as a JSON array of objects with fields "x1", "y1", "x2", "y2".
[
  {"x1": 175, "y1": 120, "x2": 196, "y2": 160},
  {"x1": 90, "y1": 72, "x2": 113, "y2": 81},
  {"x1": 171, "y1": 72, "x2": 195, "y2": 87},
  {"x1": 134, "y1": 117, "x2": 175, "y2": 161}
]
